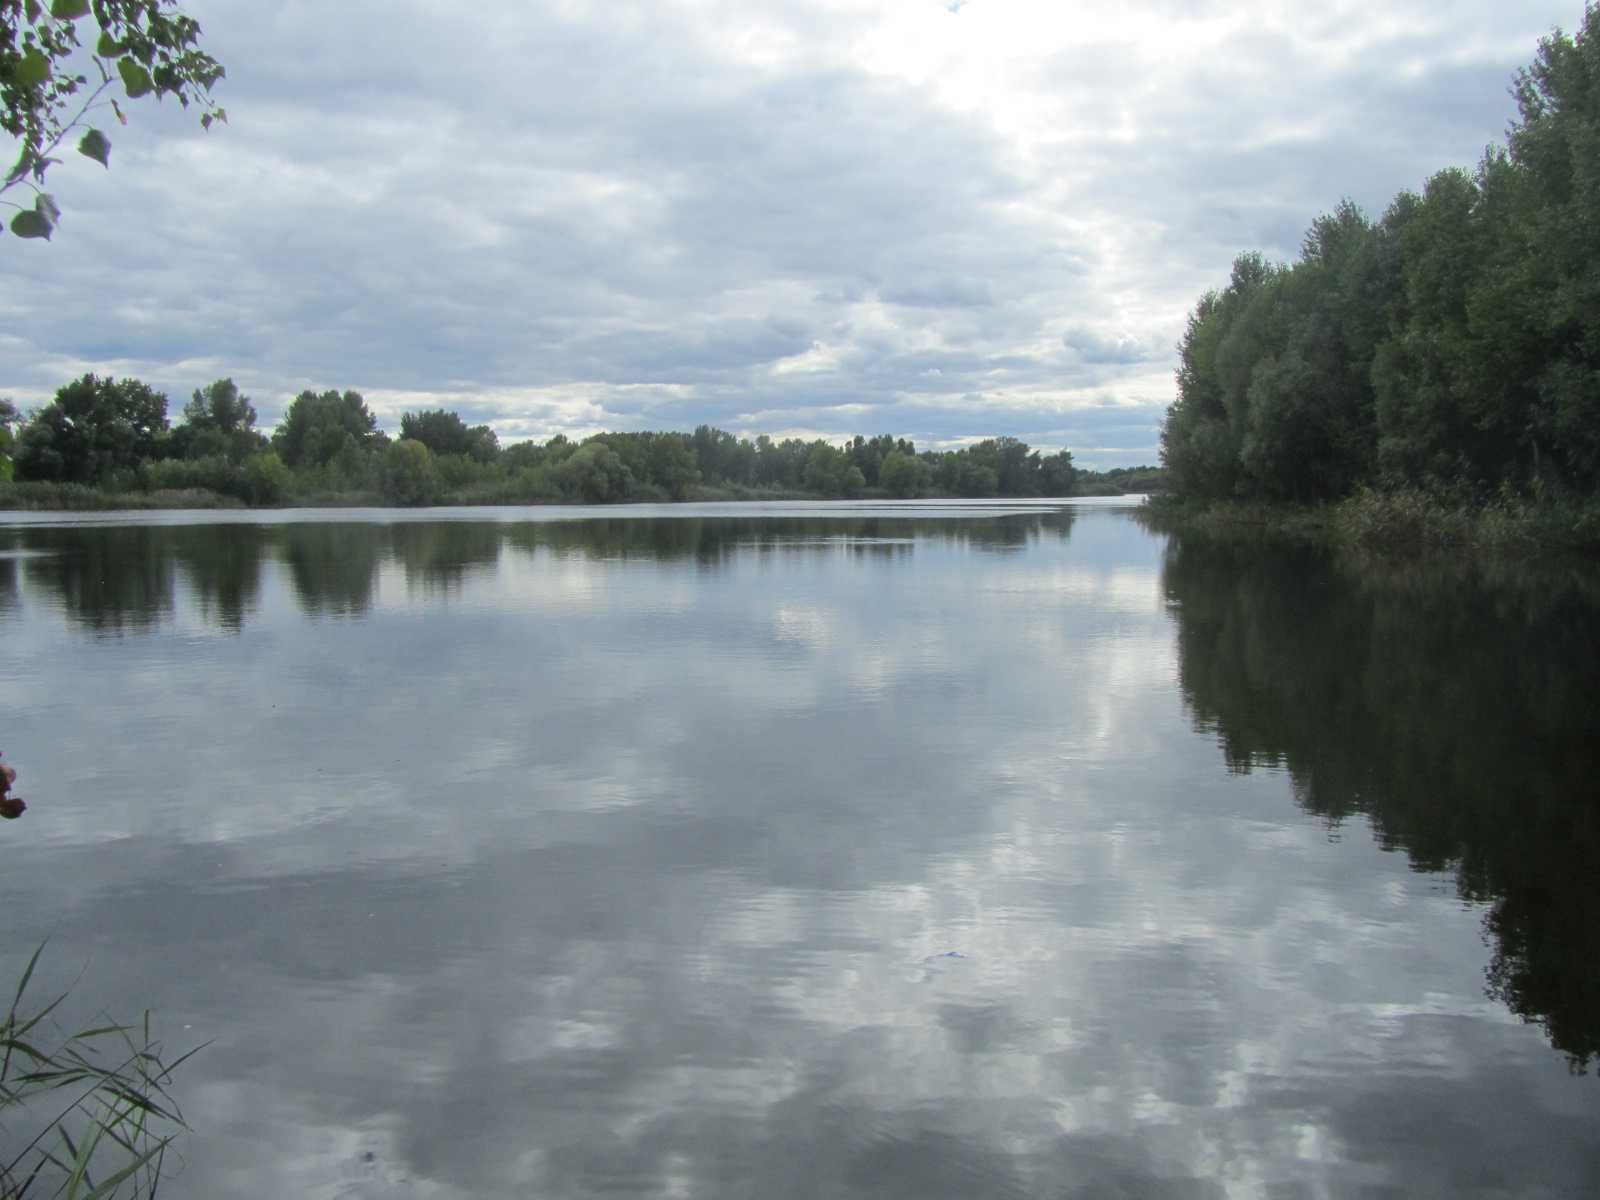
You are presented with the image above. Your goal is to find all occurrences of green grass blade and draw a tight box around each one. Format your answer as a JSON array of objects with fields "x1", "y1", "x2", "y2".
[{"x1": 9, "y1": 942, "x2": 46, "y2": 1016}]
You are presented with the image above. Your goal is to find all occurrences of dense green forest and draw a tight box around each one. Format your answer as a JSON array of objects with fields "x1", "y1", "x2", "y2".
[
  {"x1": 0, "y1": 376, "x2": 1134, "y2": 508},
  {"x1": 1160, "y1": 8, "x2": 1600, "y2": 516}
]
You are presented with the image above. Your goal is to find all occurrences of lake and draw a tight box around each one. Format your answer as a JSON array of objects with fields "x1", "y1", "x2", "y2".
[{"x1": 1, "y1": 500, "x2": 1597, "y2": 1198}]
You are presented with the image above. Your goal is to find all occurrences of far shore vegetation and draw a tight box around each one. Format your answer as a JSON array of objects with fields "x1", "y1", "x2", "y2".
[
  {"x1": 0, "y1": 379, "x2": 1159, "y2": 511},
  {"x1": 1156, "y1": 9, "x2": 1600, "y2": 552}
]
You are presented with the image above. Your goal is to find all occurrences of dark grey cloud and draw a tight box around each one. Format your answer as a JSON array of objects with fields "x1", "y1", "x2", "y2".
[{"x1": 0, "y1": 0, "x2": 1579, "y2": 467}]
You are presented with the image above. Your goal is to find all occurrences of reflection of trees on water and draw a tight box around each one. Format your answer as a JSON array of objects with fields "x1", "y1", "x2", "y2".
[
  {"x1": 388, "y1": 522, "x2": 503, "y2": 594},
  {"x1": 501, "y1": 510, "x2": 1076, "y2": 568},
  {"x1": 0, "y1": 546, "x2": 18, "y2": 614},
  {"x1": 169, "y1": 525, "x2": 267, "y2": 632},
  {"x1": 278, "y1": 523, "x2": 385, "y2": 617},
  {"x1": 21, "y1": 527, "x2": 175, "y2": 634},
  {"x1": 1161, "y1": 533, "x2": 1600, "y2": 1070},
  {"x1": 4, "y1": 508, "x2": 1077, "y2": 630},
  {"x1": 505, "y1": 517, "x2": 717, "y2": 563}
]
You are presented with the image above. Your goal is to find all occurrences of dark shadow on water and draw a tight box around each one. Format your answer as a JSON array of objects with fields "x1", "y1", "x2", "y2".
[
  {"x1": 500, "y1": 510, "x2": 1076, "y2": 569},
  {"x1": 169, "y1": 525, "x2": 268, "y2": 632},
  {"x1": 278, "y1": 523, "x2": 386, "y2": 617},
  {"x1": 1160, "y1": 530, "x2": 1600, "y2": 1069},
  {"x1": 5, "y1": 509, "x2": 1077, "y2": 629},
  {"x1": 20, "y1": 526, "x2": 176, "y2": 634},
  {"x1": 388, "y1": 521, "x2": 504, "y2": 594},
  {"x1": 0, "y1": 553, "x2": 18, "y2": 614}
]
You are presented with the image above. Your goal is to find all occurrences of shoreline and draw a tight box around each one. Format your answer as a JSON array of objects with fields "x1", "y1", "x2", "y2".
[
  {"x1": 0, "y1": 481, "x2": 1149, "y2": 514},
  {"x1": 1141, "y1": 492, "x2": 1600, "y2": 554}
]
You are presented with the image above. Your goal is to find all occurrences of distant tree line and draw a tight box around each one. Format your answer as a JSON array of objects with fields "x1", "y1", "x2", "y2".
[
  {"x1": 1074, "y1": 464, "x2": 1167, "y2": 496},
  {"x1": 0, "y1": 377, "x2": 1099, "y2": 506},
  {"x1": 1161, "y1": 8, "x2": 1600, "y2": 504}
]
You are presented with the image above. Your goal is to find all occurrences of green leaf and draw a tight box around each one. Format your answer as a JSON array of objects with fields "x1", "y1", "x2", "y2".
[
  {"x1": 25, "y1": 0, "x2": 42, "y2": 22},
  {"x1": 74, "y1": 1137, "x2": 172, "y2": 1200},
  {"x1": 0, "y1": 1036, "x2": 51, "y2": 1062},
  {"x1": 11, "y1": 210, "x2": 53, "y2": 240},
  {"x1": 9, "y1": 942, "x2": 44, "y2": 1015},
  {"x1": 35, "y1": 193, "x2": 60, "y2": 225},
  {"x1": 78, "y1": 128, "x2": 111, "y2": 167},
  {"x1": 96, "y1": 32, "x2": 121, "y2": 57},
  {"x1": 117, "y1": 58, "x2": 153, "y2": 99},
  {"x1": 15, "y1": 49, "x2": 51, "y2": 89},
  {"x1": 51, "y1": 0, "x2": 91, "y2": 18}
]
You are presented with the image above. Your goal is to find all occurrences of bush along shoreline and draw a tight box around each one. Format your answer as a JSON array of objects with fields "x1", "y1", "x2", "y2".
[
  {"x1": 1143, "y1": 491, "x2": 1600, "y2": 554},
  {"x1": 1156, "y1": 11, "x2": 1600, "y2": 551}
]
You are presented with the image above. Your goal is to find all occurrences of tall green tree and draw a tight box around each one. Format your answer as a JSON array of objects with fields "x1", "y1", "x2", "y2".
[
  {"x1": 1501, "y1": 6, "x2": 1600, "y2": 489},
  {"x1": 1162, "y1": 8, "x2": 1600, "y2": 504},
  {"x1": 0, "y1": 396, "x2": 16, "y2": 479},
  {"x1": 641, "y1": 432, "x2": 699, "y2": 500},
  {"x1": 802, "y1": 441, "x2": 865, "y2": 497},
  {"x1": 400, "y1": 408, "x2": 499, "y2": 463},
  {"x1": 380, "y1": 438, "x2": 440, "y2": 506},
  {"x1": 1161, "y1": 254, "x2": 1282, "y2": 499},
  {"x1": 272, "y1": 388, "x2": 382, "y2": 469},
  {"x1": 552, "y1": 440, "x2": 635, "y2": 502},
  {"x1": 183, "y1": 376, "x2": 254, "y2": 433},
  {"x1": 691, "y1": 424, "x2": 749, "y2": 485},
  {"x1": 878, "y1": 448, "x2": 929, "y2": 497},
  {"x1": 1039, "y1": 448, "x2": 1076, "y2": 495},
  {"x1": 1235, "y1": 202, "x2": 1387, "y2": 500},
  {"x1": 15, "y1": 372, "x2": 166, "y2": 482},
  {"x1": 173, "y1": 376, "x2": 265, "y2": 461}
]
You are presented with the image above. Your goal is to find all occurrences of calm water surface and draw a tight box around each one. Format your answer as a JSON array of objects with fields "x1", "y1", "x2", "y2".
[{"x1": 1, "y1": 500, "x2": 1597, "y2": 1197}]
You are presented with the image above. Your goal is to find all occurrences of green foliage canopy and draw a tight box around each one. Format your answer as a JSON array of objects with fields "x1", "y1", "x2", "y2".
[
  {"x1": 3, "y1": 379, "x2": 1104, "y2": 506},
  {"x1": 1, "y1": 0, "x2": 225, "y2": 241},
  {"x1": 15, "y1": 372, "x2": 167, "y2": 483},
  {"x1": 271, "y1": 389, "x2": 383, "y2": 469},
  {"x1": 878, "y1": 448, "x2": 929, "y2": 498},
  {"x1": 399, "y1": 408, "x2": 499, "y2": 463},
  {"x1": 1162, "y1": 7, "x2": 1600, "y2": 502},
  {"x1": 802, "y1": 441, "x2": 865, "y2": 497},
  {"x1": 380, "y1": 438, "x2": 440, "y2": 506},
  {"x1": 0, "y1": 396, "x2": 16, "y2": 480},
  {"x1": 170, "y1": 377, "x2": 265, "y2": 462}
]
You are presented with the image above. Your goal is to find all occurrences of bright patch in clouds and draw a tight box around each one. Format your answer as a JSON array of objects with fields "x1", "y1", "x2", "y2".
[{"x1": 0, "y1": 0, "x2": 1579, "y2": 467}]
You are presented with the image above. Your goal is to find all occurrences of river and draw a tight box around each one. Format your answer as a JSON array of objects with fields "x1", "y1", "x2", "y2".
[{"x1": 2, "y1": 500, "x2": 1596, "y2": 1197}]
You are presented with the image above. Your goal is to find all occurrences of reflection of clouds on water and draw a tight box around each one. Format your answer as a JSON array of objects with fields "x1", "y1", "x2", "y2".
[
  {"x1": 979, "y1": 564, "x2": 1163, "y2": 616},
  {"x1": 0, "y1": 506, "x2": 1595, "y2": 1197},
  {"x1": 772, "y1": 602, "x2": 836, "y2": 650}
]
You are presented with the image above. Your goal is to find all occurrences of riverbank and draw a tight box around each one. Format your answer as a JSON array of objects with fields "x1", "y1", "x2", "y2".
[
  {"x1": 0, "y1": 482, "x2": 248, "y2": 511},
  {"x1": 1142, "y1": 491, "x2": 1600, "y2": 553},
  {"x1": 0, "y1": 479, "x2": 1147, "y2": 513}
]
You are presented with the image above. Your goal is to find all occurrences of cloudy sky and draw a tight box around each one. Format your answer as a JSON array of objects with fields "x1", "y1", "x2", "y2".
[{"x1": 0, "y1": 0, "x2": 1583, "y2": 467}]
